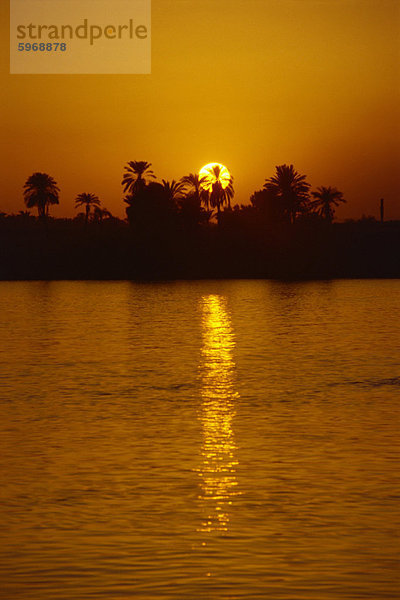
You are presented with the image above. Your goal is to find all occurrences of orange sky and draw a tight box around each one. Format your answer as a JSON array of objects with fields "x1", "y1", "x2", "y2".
[{"x1": 1, "y1": 0, "x2": 399, "y2": 219}]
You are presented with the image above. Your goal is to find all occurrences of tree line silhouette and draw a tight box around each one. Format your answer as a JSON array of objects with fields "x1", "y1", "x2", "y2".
[
  {"x1": 17, "y1": 161, "x2": 346, "y2": 227},
  {"x1": 0, "y1": 161, "x2": 398, "y2": 280}
]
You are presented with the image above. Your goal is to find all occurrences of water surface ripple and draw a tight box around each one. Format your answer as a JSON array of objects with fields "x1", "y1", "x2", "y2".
[{"x1": 0, "y1": 280, "x2": 399, "y2": 599}]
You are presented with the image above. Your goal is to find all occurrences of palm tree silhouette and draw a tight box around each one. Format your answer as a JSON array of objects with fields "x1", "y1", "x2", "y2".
[
  {"x1": 122, "y1": 161, "x2": 156, "y2": 195},
  {"x1": 311, "y1": 186, "x2": 345, "y2": 223},
  {"x1": 181, "y1": 173, "x2": 209, "y2": 208},
  {"x1": 23, "y1": 172, "x2": 60, "y2": 218},
  {"x1": 205, "y1": 165, "x2": 234, "y2": 224},
  {"x1": 181, "y1": 173, "x2": 205, "y2": 194},
  {"x1": 264, "y1": 164, "x2": 310, "y2": 224},
  {"x1": 160, "y1": 179, "x2": 186, "y2": 203},
  {"x1": 75, "y1": 193, "x2": 100, "y2": 225}
]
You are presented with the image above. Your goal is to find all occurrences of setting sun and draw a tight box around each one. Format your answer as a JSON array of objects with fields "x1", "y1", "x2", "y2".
[{"x1": 199, "y1": 163, "x2": 232, "y2": 192}]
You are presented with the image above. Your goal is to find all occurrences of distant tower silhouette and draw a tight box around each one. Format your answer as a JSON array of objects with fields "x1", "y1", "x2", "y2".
[{"x1": 380, "y1": 198, "x2": 384, "y2": 223}]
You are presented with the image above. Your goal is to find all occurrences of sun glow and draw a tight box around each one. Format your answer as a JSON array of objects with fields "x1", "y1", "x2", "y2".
[{"x1": 199, "y1": 163, "x2": 232, "y2": 192}]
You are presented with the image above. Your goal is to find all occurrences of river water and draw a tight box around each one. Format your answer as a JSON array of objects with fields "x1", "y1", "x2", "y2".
[{"x1": 0, "y1": 280, "x2": 399, "y2": 599}]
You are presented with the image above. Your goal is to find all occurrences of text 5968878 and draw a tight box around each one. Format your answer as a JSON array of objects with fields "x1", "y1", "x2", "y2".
[{"x1": 18, "y1": 43, "x2": 67, "y2": 52}]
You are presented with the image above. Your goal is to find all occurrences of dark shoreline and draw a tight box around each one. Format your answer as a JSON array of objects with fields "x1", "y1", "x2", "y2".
[{"x1": 1, "y1": 217, "x2": 399, "y2": 281}]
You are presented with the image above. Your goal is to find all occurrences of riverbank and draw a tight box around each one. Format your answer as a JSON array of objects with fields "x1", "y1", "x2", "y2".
[{"x1": 1, "y1": 217, "x2": 399, "y2": 280}]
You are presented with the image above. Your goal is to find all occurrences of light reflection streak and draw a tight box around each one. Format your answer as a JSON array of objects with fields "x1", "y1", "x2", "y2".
[{"x1": 196, "y1": 294, "x2": 240, "y2": 534}]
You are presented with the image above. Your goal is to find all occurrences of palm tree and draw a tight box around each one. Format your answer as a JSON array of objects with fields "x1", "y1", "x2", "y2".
[
  {"x1": 23, "y1": 172, "x2": 60, "y2": 218},
  {"x1": 210, "y1": 180, "x2": 234, "y2": 223},
  {"x1": 122, "y1": 161, "x2": 156, "y2": 195},
  {"x1": 264, "y1": 164, "x2": 310, "y2": 224},
  {"x1": 310, "y1": 186, "x2": 345, "y2": 223},
  {"x1": 180, "y1": 173, "x2": 209, "y2": 208},
  {"x1": 181, "y1": 173, "x2": 205, "y2": 194},
  {"x1": 205, "y1": 165, "x2": 234, "y2": 224},
  {"x1": 179, "y1": 173, "x2": 212, "y2": 227},
  {"x1": 75, "y1": 193, "x2": 100, "y2": 224},
  {"x1": 160, "y1": 179, "x2": 186, "y2": 203}
]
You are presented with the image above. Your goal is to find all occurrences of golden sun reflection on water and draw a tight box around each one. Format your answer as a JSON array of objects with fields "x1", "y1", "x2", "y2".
[{"x1": 197, "y1": 295, "x2": 240, "y2": 534}]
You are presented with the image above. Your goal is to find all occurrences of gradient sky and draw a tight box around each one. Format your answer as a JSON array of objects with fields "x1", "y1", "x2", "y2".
[{"x1": 1, "y1": 0, "x2": 399, "y2": 219}]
